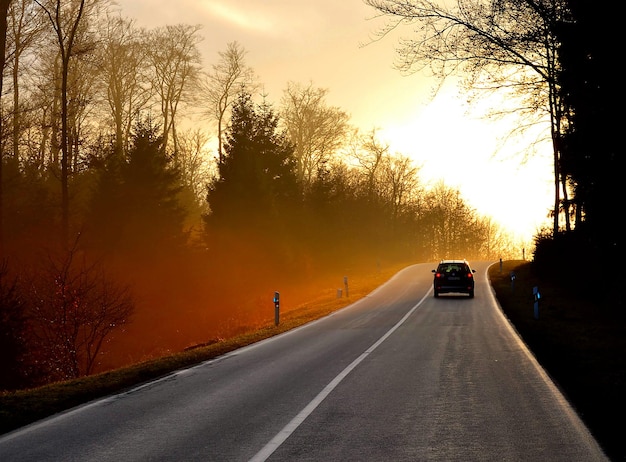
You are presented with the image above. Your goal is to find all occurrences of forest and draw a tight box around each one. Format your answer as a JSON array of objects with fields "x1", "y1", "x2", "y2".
[
  {"x1": 2, "y1": 0, "x2": 619, "y2": 391},
  {"x1": 364, "y1": 0, "x2": 621, "y2": 276},
  {"x1": 0, "y1": 1, "x2": 521, "y2": 391}
]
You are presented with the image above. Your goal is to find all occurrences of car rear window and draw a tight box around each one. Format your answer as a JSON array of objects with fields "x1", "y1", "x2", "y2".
[{"x1": 439, "y1": 263, "x2": 468, "y2": 272}]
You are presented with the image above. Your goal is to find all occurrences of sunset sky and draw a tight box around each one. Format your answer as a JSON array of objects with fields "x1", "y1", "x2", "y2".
[{"x1": 115, "y1": 0, "x2": 554, "y2": 245}]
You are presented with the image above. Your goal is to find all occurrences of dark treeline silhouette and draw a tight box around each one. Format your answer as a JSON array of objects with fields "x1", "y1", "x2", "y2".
[
  {"x1": 0, "y1": 1, "x2": 518, "y2": 391},
  {"x1": 363, "y1": 0, "x2": 621, "y2": 301},
  {"x1": 533, "y1": 1, "x2": 621, "y2": 302}
]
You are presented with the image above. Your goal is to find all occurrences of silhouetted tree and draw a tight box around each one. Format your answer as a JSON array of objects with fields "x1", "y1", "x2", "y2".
[
  {"x1": 173, "y1": 128, "x2": 213, "y2": 229},
  {"x1": 25, "y1": 239, "x2": 134, "y2": 381},
  {"x1": 84, "y1": 146, "x2": 124, "y2": 251},
  {"x1": 280, "y1": 82, "x2": 349, "y2": 191},
  {"x1": 35, "y1": 0, "x2": 100, "y2": 246},
  {"x1": 96, "y1": 13, "x2": 151, "y2": 158},
  {"x1": 200, "y1": 41, "x2": 257, "y2": 164},
  {"x1": 530, "y1": 1, "x2": 621, "y2": 297},
  {"x1": 7, "y1": 0, "x2": 47, "y2": 162},
  {"x1": 301, "y1": 161, "x2": 361, "y2": 264},
  {"x1": 418, "y1": 182, "x2": 480, "y2": 260},
  {"x1": 87, "y1": 120, "x2": 188, "y2": 256},
  {"x1": 0, "y1": 0, "x2": 14, "y2": 257},
  {"x1": 363, "y1": 0, "x2": 568, "y2": 235},
  {"x1": 379, "y1": 152, "x2": 420, "y2": 227},
  {"x1": 0, "y1": 260, "x2": 28, "y2": 390},
  {"x1": 555, "y1": 1, "x2": 620, "y2": 253},
  {"x1": 205, "y1": 92, "x2": 298, "y2": 233},
  {"x1": 147, "y1": 23, "x2": 202, "y2": 156},
  {"x1": 1, "y1": 155, "x2": 58, "y2": 257},
  {"x1": 123, "y1": 121, "x2": 188, "y2": 249}
]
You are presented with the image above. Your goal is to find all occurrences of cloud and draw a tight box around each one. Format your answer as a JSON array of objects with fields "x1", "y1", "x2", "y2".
[{"x1": 204, "y1": 2, "x2": 275, "y2": 34}]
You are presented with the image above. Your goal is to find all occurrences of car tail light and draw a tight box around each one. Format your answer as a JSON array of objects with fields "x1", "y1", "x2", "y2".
[
  {"x1": 467, "y1": 272, "x2": 473, "y2": 279},
  {"x1": 435, "y1": 272, "x2": 443, "y2": 278}
]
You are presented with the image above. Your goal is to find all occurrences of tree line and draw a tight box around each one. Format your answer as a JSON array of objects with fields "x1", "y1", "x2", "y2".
[
  {"x1": 0, "y1": 0, "x2": 519, "y2": 390},
  {"x1": 364, "y1": 0, "x2": 621, "y2": 295}
]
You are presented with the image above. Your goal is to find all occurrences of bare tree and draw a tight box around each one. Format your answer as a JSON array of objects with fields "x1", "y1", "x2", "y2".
[
  {"x1": 200, "y1": 41, "x2": 256, "y2": 164},
  {"x1": 7, "y1": 0, "x2": 46, "y2": 161},
  {"x1": 174, "y1": 127, "x2": 214, "y2": 242},
  {"x1": 422, "y1": 181, "x2": 476, "y2": 259},
  {"x1": 379, "y1": 152, "x2": 420, "y2": 223},
  {"x1": 66, "y1": 46, "x2": 99, "y2": 173},
  {"x1": 26, "y1": 240, "x2": 134, "y2": 380},
  {"x1": 147, "y1": 23, "x2": 202, "y2": 157},
  {"x1": 0, "y1": 0, "x2": 11, "y2": 256},
  {"x1": 97, "y1": 13, "x2": 151, "y2": 158},
  {"x1": 0, "y1": 0, "x2": 41, "y2": 255},
  {"x1": 347, "y1": 127, "x2": 388, "y2": 199},
  {"x1": 175, "y1": 127, "x2": 213, "y2": 203},
  {"x1": 364, "y1": 0, "x2": 568, "y2": 235},
  {"x1": 478, "y1": 216, "x2": 521, "y2": 261},
  {"x1": 35, "y1": 0, "x2": 102, "y2": 245},
  {"x1": 26, "y1": 37, "x2": 60, "y2": 168},
  {"x1": 280, "y1": 81, "x2": 349, "y2": 191}
]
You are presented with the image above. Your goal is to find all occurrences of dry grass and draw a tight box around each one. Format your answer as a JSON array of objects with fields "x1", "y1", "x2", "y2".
[{"x1": 0, "y1": 262, "x2": 408, "y2": 435}]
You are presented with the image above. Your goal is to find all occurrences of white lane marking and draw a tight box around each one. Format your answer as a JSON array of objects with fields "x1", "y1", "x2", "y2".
[{"x1": 249, "y1": 287, "x2": 432, "y2": 462}]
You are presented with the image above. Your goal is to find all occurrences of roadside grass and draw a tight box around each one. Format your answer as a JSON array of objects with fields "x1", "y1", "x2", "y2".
[
  {"x1": 0, "y1": 262, "x2": 410, "y2": 436},
  {"x1": 489, "y1": 260, "x2": 625, "y2": 462}
]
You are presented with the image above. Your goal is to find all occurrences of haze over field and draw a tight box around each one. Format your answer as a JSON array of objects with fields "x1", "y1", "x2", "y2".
[{"x1": 1, "y1": 0, "x2": 564, "y2": 389}]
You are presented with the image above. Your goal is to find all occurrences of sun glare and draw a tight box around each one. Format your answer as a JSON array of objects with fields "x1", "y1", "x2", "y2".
[{"x1": 378, "y1": 88, "x2": 554, "y2": 243}]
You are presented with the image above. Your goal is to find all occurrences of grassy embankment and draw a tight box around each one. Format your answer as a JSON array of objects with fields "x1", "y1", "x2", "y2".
[
  {"x1": 2, "y1": 260, "x2": 624, "y2": 462},
  {"x1": 0, "y1": 261, "x2": 410, "y2": 435},
  {"x1": 489, "y1": 260, "x2": 624, "y2": 462}
]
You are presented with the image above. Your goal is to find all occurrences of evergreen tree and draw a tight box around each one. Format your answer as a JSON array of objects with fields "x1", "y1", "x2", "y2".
[
  {"x1": 205, "y1": 92, "x2": 298, "y2": 232},
  {"x1": 0, "y1": 262, "x2": 27, "y2": 390},
  {"x1": 87, "y1": 120, "x2": 188, "y2": 256}
]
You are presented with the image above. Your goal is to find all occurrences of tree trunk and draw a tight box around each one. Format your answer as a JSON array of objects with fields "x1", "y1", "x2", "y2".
[{"x1": 0, "y1": 0, "x2": 11, "y2": 257}]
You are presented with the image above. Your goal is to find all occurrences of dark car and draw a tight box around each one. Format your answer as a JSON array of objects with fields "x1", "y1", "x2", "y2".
[{"x1": 432, "y1": 259, "x2": 476, "y2": 298}]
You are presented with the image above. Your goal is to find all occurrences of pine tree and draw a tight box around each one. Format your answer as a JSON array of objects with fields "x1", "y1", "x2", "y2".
[
  {"x1": 87, "y1": 120, "x2": 188, "y2": 256},
  {"x1": 205, "y1": 92, "x2": 298, "y2": 232}
]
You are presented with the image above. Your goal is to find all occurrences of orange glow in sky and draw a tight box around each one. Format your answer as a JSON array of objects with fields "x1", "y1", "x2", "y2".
[{"x1": 115, "y1": 0, "x2": 554, "y2": 242}]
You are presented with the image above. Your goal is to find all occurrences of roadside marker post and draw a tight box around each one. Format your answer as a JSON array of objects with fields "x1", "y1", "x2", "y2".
[
  {"x1": 274, "y1": 291, "x2": 280, "y2": 326},
  {"x1": 533, "y1": 286, "x2": 540, "y2": 320}
]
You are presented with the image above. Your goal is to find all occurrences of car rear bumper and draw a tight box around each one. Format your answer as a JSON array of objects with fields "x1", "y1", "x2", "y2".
[{"x1": 434, "y1": 284, "x2": 474, "y2": 293}]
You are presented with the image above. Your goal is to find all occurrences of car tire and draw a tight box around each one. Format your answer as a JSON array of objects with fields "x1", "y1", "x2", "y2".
[
  {"x1": 434, "y1": 290, "x2": 439, "y2": 298},
  {"x1": 468, "y1": 290, "x2": 474, "y2": 298}
]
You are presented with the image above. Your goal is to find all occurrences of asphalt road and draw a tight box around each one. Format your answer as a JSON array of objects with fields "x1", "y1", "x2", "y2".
[{"x1": 0, "y1": 262, "x2": 608, "y2": 461}]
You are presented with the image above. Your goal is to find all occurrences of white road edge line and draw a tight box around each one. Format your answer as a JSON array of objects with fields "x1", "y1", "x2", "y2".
[{"x1": 249, "y1": 287, "x2": 433, "y2": 462}]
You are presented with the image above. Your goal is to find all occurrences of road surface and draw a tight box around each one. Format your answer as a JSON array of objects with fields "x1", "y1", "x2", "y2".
[{"x1": 0, "y1": 262, "x2": 608, "y2": 461}]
